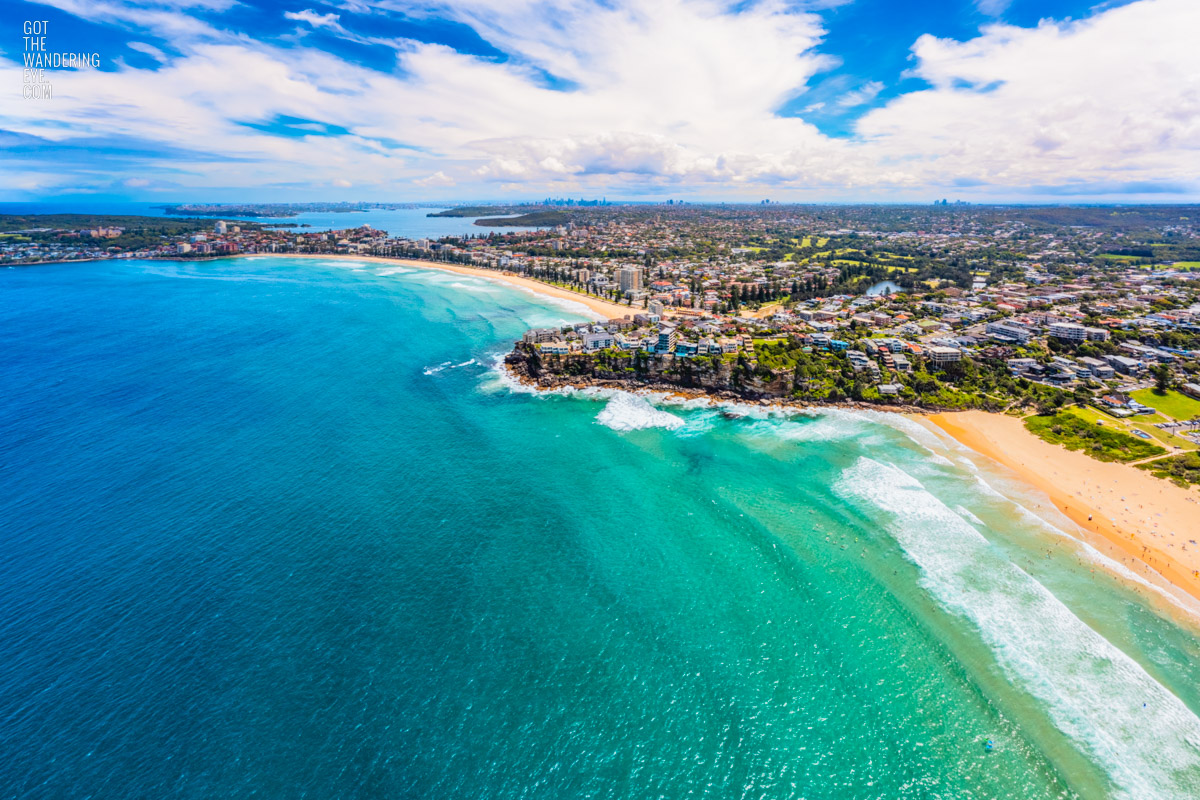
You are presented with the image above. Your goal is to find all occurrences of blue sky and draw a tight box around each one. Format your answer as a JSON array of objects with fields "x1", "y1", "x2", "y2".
[{"x1": 1, "y1": 0, "x2": 1194, "y2": 203}]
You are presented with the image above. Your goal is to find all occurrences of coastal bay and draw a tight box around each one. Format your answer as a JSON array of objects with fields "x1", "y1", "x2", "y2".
[
  {"x1": 260, "y1": 254, "x2": 1200, "y2": 611},
  {"x1": 4, "y1": 256, "x2": 1200, "y2": 799},
  {"x1": 270, "y1": 253, "x2": 631, "y2": 320}
]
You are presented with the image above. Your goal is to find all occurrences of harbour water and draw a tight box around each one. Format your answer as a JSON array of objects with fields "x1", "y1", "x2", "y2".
[
  {"x1": 0, "y1": 203, "x2": 534, "y2": 237},
  {"x1": 3, "y1": 256, "x2": 1199, "y2": 798}
]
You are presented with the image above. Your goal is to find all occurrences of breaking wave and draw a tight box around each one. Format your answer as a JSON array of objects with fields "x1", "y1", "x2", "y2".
[
  {"x1": 596, "y1": 393, "x2": 685, "y2": 432},
  {"x1": 835, "y1": 456, "x2": 1200, "y2": 800}
]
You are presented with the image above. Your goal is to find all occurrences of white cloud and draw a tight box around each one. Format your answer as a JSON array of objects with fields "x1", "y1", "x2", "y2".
[
  {"x1": 975, "y1": 0, "x2": 1012, "y2": 16},
  {"x1": 284, "y1": 10, "x2": 343, "y2": 31},
  {"x1": 836, "y1": 80, "x2": 884, "y2": 107},
  {"x1": 414, "y1": 171, "x2": 455, "y2": 187},
  {"x1": 857, "y1": 0, "x2": 1200, "y2": 192},
  {"x1": 127, "y1": 41, "x2": 168, "y2": 62},
  {"x1": 1, "y1": 0, "x2": 1198, "y2": 199}
]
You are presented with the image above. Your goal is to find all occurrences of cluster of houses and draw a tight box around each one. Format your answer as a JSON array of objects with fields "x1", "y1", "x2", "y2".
[{"x1": 523, "y1": 321, "x2": 742, "y2": 358}]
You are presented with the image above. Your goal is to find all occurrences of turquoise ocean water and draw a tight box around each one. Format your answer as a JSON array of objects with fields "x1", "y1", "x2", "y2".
[{"x1": 3, "y1": 255, "x2": 1200, "y2": 799}]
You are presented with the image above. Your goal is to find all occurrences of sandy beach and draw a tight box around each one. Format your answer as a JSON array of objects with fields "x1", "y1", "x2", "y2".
[
  {"x1": 926, "y1": 410, "x2": 1200, "y2": 606},
  {"x1": 265, "y1": 254, "x2": 632, "y2": 321}
]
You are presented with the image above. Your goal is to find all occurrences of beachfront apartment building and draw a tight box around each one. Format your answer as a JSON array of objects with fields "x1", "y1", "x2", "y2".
[
  {"x1": 583, "y1": 331, "x2": 615, "y2": 351},
  {"x1": 985, "y1": 321, "x2": 1032, "y2": 344},
  {"x1": 523, "y1": 328, "x2": 562, "y2": 344},
  {"x1": 927, "y1": 346, "x2": 963, "y2": 367},
  {"x1": 618, "y1": 267, "x2": 644, "y2": 294},
  {"x1": 656, "y1": 327, "x2": 678, "y2": 354},
  {"x1": 1048, "y1": 322, "x2": 1087, "y2": 342},
  {"x1": 1047, "y1": 322, "x2": 1109, "y2": 343}
]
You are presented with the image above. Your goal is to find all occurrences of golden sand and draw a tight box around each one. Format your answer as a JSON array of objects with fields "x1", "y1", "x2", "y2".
[{"x1": 925, "y1": 410, "x2": 1200, "y2": 605}]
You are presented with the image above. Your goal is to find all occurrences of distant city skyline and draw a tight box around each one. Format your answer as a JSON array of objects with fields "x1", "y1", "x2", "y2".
[{"x1": 3, "y1": 0, "x2": 1197, "y2": 203}]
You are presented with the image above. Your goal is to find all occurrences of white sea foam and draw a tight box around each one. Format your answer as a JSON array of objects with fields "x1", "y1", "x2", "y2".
[
  {"x1": 423, "y1": 358, "x2": 479, "y2": 375},
  {"x1": 875, "y1": 415, "x2": 1200, "y2": 620},
  {"x1": 596, "y1": 392, "x2": 685, "y2": 431},
  {"x1": 375, "y1": 266, "x2": 413, "y2": 276},
  {"x1": 964, "y1": 469, "x2": 1200, "y2": 619},
  {"x1": 657, "y1": 394, "x2": 717, "y2": 411},
  {"x1": 836, "y1": 457, "x2": 1200, "y2": 799},
  {"x1": 954, "y1": 505, "x2": 986, "y2": 528}
]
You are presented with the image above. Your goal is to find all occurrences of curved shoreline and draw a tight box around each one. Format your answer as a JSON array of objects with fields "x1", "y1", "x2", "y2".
[
  {"x1": 238, "y1": 253, "x2": 631, "y2": 321},
  {"x1": 924, "y1": 410, "x2": 1200, "y2": 609},
  {"x1": 84, "y1": 253, "x2": 1200, "y2": 611}
]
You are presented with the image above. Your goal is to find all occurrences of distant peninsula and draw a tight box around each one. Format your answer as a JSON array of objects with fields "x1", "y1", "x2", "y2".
[
  {"x1": 164, "y1": 202, "x2": 432, "y2": 218},
  {"x1": 427, "y1": 206, "x2": 572, "y2": 227}
]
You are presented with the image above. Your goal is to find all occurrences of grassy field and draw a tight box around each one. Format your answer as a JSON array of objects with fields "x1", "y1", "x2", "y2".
[
  {"x1": 1129, "y1": 389, "x2": 1200, "y2": 420},
  {"x1": 1025, "y1": 411, "x2": 1166, "y2": 462},
  {"x1": 1073, "y1": 405, "x2": 1116, "y2": 425},
  {"x1": 1097, "y1": 253, "x2": 1143, "y2": 261},
  {"x1": 1077, "y1": 403, "x2": 1196, "y2": 451},
  {"x1": 1169, "y1": 261, "x2": 1200, "y2": 270}
]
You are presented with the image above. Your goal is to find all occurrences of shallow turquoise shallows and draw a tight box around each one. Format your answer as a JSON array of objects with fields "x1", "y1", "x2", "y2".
[{"x1": 3, "y1": 256, "x2": 1200, "y2": 800}]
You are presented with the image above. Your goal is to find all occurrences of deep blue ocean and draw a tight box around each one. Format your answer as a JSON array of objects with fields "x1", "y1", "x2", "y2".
[{"x1": 3, "y1": 256, "x2": 1200, "y2": 799}]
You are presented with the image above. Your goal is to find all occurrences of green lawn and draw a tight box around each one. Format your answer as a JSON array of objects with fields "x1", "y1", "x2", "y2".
[
  {"x1": 1129, "y1": 389, "x2": 1200, "y2": 421},
  {"x1": 1169, "y1": 261, "x2": 1200, "y2": 270},
  {"x1": 1078, "y1": 403, "x2": 1195, "y2": 451},
  {"x1": 1074, "y1": 405, "x2": 1116, "y2": 424}
]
